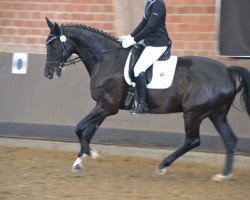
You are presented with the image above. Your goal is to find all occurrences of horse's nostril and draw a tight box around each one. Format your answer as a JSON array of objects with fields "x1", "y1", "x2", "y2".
[{"x1": 45, "y1": 71, "x2": 53, "y2": 79}]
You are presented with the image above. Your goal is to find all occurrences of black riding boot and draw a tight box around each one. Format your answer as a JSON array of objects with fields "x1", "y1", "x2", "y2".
[{"x1": 130, "y1": 72, "x2": 148, "y2": 114}]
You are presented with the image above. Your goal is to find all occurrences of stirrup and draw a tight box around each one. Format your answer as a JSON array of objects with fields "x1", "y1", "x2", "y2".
[{"x1": 130, "y1": 103, "x2": 148, "y2": 115}]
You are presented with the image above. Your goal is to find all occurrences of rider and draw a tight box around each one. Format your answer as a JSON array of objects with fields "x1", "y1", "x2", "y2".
[{"x1": 120, "y1": 0, "x2": 171, "y2": 114}]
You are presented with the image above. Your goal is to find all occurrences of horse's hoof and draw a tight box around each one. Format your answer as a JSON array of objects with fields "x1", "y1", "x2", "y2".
[
  {"x1": 156, "y1": 166, "x2": 167, "y2": 175},
  {"x1": 212, "y1": 173, "x2": 233, "y2": 182},
  {"x1": 71, "y1": 156, "x2": 86, "y2": 173},
  {"x1": 71, "y1": 164, "x2": 83, "y2": 174},
  {"x1": 90, "y1": 150, "x2": 104, "y2": 161}
]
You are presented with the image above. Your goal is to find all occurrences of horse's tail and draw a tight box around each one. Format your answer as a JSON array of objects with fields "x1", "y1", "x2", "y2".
[{"x1": 227, "y1": 66, "x2": 250, "y2": 117}]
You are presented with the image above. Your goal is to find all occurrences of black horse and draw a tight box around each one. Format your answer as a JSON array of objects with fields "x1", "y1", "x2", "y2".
[{"x1": 44, "y1": 18, "x2": 250, "y2": 181}]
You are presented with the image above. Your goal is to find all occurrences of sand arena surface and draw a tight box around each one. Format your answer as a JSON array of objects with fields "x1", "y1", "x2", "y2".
[{"x1": 0, "y1": 146, "x2": 250, "y2": 200}]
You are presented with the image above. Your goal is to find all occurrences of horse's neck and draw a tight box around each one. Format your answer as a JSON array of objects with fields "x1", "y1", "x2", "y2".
[{"x1": 64, "y1": 27, "x2": 121, "y2": 77}]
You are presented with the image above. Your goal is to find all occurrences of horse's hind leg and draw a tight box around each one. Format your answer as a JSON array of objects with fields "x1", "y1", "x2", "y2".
[
  {"x1": 157, "y1": 113, "x2": 201, "y2": 174},
  {"x1": 72, "y1": 104, "x2": 109, "y2": 173},
  {"x1": 209, "y1": 111, "x2": 237, "y2": 181}
]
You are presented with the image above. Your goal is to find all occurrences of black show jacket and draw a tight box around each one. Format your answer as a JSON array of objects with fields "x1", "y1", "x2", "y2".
[{"x1": 131, "y1": 0, "x2": 171, "y2": 47}]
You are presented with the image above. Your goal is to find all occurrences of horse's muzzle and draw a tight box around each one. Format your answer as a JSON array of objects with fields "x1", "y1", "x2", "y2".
[
  {"x1": 44, "y1": 65, "x2": 62, "y2": 79},
  {"x1": 44, "y1": 67, "x2": 54, "y2": 79}
]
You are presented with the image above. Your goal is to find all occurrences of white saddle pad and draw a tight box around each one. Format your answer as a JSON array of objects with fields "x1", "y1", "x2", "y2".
[{"x1": 124, "y1": 53, "x2": 178, "y2": 89}]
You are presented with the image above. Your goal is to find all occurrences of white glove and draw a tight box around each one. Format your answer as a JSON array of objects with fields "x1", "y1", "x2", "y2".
[
  {"x1": 118, "y1": 35, "x2": 130, "y2": 42},
  {"x1": 122, "y1": 35, "x2": 136, "y2": 48}
]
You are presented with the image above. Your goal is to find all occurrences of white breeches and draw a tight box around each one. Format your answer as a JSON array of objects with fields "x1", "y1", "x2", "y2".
[{"x1": 133, "y1": 46, "x2": 168, "y2": 77}]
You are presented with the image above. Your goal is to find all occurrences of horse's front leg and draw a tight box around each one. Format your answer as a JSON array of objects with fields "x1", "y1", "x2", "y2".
[{"x1": 72, "y1": 104, "x2": 108, "y2": 173}]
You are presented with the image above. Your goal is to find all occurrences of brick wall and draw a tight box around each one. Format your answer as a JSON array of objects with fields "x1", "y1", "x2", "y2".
[
  {"x1": 0, "y1": 0, "x2": 115, "y2": 53},
  {"x1": 0, "y1": 0, "x2": 217, "y2": 57},
  {"x1": 167, "y1": 0, "x2": 217, "y2": 57}
]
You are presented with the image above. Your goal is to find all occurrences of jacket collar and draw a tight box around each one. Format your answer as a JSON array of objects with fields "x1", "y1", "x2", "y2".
[{"x1": 144, "y1": 0, "x2": 156, "y2": 19}]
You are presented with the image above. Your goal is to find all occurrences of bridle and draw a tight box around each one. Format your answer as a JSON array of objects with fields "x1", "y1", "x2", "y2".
[
  {"x1": 45, "y1": 33, "x2": 122, "y2": 74},
  {"x1": 45, "y1": 34, "x2": 75, "y2": 70}
]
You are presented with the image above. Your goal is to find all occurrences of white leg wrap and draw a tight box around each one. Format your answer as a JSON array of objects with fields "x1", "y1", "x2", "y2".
[
  {"x1": 90, "y1": 150, "x2": 103, "y2": 161},
  {"x1": 73, "y1": 154, "x2": 87, "y2": 171},
  {"x1": 156, "y1": 166, "x2": 167, "y2": 175},
  {"x1": 212, "y1": 173, "x2": 233, "y2": 182}
]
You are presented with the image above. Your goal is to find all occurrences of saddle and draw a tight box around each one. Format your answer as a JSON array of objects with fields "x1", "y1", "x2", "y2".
[
  {"x1": 128, "y1": 43, "x2": 172, "y2": 84},
  {"x1": 124, "y1": 43, "x2": 172, "y2": 109}
]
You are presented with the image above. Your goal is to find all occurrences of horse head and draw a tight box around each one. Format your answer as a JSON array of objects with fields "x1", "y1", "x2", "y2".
[
  {"x1": 44, "y1": 17, "x2": 125, "y2": 79},
  {"x1": 44, "y1": 17, "x2": 74, "y2": 79}
]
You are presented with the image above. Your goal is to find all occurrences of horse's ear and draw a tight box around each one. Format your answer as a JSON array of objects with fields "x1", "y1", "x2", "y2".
[
  {"x1": 46, "y1": 17, "x2": 54, "y2": 30},
  {"x1": 54, "y1": 23, "x2": 61, "y2": 36}
]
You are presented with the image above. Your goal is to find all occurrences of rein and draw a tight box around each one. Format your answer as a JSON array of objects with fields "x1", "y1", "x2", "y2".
[{"x1": 63, "y1": 47, "x2": 121, "y2": 67}]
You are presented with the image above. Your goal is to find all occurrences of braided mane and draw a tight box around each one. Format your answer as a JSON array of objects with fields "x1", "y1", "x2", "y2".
[{"x1": 61, "y1": 23, "x2": 120, "y2": 44}]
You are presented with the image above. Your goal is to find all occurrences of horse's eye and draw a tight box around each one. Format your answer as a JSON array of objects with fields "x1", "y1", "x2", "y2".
[
  {"x1": 52, "y1": 41, "x2": 61, "y2": 50},
  {"x1": 52, "y1": 43, "x2": 57, "y2": 50}
]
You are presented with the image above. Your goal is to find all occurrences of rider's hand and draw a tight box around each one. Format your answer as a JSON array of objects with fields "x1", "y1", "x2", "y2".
[
  {"x1": 118, "y1": 35, "x2": 130, "y2": 42},
  {"x1": 122, "y1": 35, "x2": 136, "y2": 48}
]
